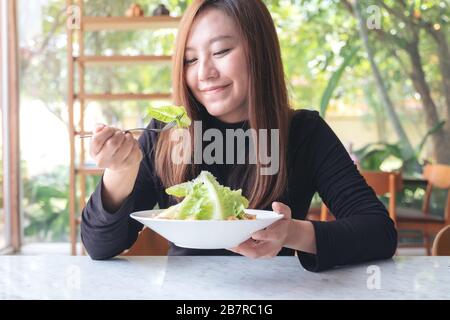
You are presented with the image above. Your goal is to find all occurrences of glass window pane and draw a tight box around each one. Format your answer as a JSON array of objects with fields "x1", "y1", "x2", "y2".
[
  {"x1": 19, "y1": 0, "x2": 70, "y2": 243},
  {"x1": 17, "y1": 0, "x2": 177, "y2": 245}
]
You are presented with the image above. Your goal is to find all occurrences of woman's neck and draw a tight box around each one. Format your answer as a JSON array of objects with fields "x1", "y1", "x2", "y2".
[{"x1": 215, "y1": 105, "x2": 248, "y2": 124}]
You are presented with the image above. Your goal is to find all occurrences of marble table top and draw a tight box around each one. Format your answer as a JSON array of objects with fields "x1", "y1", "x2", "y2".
[{"x1": 0, "y1": 255, "x2": 449, "y2": 300}]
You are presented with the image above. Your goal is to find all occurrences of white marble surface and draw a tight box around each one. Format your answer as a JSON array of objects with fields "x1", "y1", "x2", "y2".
[{"x1": 0, "y1": 255, "x2": 449, "y2": 300}]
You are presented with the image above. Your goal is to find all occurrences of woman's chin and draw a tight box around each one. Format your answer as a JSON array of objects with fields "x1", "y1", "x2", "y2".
[{"x1": 203, "y1": 104, "x2": 231, "y2": 118}]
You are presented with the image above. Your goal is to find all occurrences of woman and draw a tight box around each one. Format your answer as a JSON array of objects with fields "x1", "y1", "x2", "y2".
[{"x1": 81, "y1": 0, "x2": 397, "y2": 272}]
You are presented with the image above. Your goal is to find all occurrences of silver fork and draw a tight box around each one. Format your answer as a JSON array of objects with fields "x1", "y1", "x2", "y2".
[{"x1": 79, "y1": 114, "x2": 183, "y2": 139}]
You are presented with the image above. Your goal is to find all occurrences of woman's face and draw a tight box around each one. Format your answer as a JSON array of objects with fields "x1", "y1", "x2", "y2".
[{"x1": 184, "y1": 8, "x2": 249, "y2": 123}]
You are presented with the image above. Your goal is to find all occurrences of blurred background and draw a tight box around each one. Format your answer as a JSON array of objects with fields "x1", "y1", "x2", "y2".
[{"x1": 0, "y1": 0, "x2": 449, "y2": 256}]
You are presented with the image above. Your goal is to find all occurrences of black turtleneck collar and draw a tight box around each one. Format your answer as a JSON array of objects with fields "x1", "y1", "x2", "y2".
[{"x1": 199, "y1": 105, "x2": 249, "y2": 131}]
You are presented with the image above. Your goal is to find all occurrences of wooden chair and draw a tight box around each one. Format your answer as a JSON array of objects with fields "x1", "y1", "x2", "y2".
[
  {"x1": 306, "y1": 206, "x2": 323, "y2": 221},
  {"x1": 122, "y1": 227, "x2": 169, "y2": 256},
  {"x1": 432, "y1": 225, "x2": 450, "y2": 256},
  {"x1": 396, "y1": 164, "x2": 450, "y2": 255},
  {"x1": 319, "y1": 170, "x2": 402, "y2": 223}
]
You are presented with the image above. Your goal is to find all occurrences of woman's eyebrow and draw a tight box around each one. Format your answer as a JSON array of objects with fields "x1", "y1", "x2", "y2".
[
  {"x1": 208, "y1": 35, "x2": 234, "y2": 44},
  {"x1": 186, "y1": 35, "x2": 234, "y2": 51}
]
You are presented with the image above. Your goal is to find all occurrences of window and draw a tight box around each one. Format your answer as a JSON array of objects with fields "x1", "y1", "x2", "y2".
[
  {"x1": 17, "y1": 0, "x2": 179, "y2": 246},
  {"x1": 1, "y1": 0, "x2": 20, "y2": 252}
]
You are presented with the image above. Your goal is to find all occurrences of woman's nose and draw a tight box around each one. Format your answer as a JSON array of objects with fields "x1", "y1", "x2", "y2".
[{"x1": 198, "y1": 57, "x2": 219, "y2": 81}]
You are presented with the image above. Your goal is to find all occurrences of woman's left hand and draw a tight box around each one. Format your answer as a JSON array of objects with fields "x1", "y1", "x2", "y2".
[{"x1": 228, "y1": 201, "x2": 292, "y2": 258}]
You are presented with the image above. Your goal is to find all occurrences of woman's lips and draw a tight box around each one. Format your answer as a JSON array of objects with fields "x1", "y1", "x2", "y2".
[{"x1": 201, "y1": 84, "x2": 231, "y2": 95}]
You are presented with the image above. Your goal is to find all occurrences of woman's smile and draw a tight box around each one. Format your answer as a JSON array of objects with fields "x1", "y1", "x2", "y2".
[{"x1": 201, "y1": 83, "x2": 232, "y2": 96}]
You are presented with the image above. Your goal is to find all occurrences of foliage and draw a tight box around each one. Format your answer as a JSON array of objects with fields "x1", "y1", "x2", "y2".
[
  {"x1": 22, "y1": 164, "x2": 100, "y2": 242},
  {"x1": 355, "y1": 119, "x2": 446, "y2": 174},
  {"x1": 320, "y1": 43, "x2": 359, "y2": 117},
  {"x1": 22, "y1": 165, "x2": 70, "y2": 241}
]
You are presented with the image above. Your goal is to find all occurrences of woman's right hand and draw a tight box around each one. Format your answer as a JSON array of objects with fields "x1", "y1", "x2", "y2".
[{"x1": 89, "y1": 124, "x2": 143, "y2": 172}]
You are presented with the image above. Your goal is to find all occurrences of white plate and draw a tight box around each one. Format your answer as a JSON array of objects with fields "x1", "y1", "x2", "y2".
[{"x1": 130, "y1": 209, "x2": 283, "y2": 249}]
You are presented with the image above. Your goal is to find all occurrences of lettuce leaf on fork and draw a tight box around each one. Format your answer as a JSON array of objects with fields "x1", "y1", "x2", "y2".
[
  {"x1": 157, "y1": 171, "x2": 249, "y2": 220},
  {"x1": 147, "y1": 105, "x2": 191, "y2": 128}
]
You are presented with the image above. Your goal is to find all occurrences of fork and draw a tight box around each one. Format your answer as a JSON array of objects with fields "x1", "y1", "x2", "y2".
[{"x1": 79, "y1": 114, "x2": 183, "y2": 139}]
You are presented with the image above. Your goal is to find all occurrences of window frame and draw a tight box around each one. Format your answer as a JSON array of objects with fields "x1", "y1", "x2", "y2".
[{"x1": 0, "y1": 0, "x2": 21, "y2": 253}]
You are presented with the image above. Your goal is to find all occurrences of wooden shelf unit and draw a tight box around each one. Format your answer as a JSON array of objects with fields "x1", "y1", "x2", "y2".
[
  {"x1": 83, "y1": 16, "x2": 181, "y2": 31},
  {"x1": 67, "y1": 0, "x2": 180, "y2": 255},
  {"x1": 75, "y1": 166, "x2": 104, "y2": 176},
  {"x1": 75, "y1": 92, "x2": 172, "y2": 101},
  {"x1": 75, "y1": 55, "x2": 172, "y2": 66}
]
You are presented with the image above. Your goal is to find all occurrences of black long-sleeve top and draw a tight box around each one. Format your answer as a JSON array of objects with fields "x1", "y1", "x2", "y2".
[{"x1": 81, "y1": 109, "x2": 397, "y2": 272}]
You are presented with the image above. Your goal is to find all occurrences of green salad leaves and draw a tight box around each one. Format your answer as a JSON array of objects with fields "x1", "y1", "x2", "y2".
[
  {"x1": 147, "y1": 105, "x2": 191, "y2": 128},
  {"x1": 157, "y1": 171, "x2": 250, "y2": 220}
]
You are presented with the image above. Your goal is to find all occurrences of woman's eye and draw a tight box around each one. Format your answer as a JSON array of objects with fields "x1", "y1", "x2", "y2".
[
  {"x1": 184, "y1": 49, "x2": 230, "y2": 65},
  {"x1": 214, "y1": 49, "x2": 230, "y2": 56},
  {"x1": 184, "y1": 58, "x2": 197, "y2": 65}
]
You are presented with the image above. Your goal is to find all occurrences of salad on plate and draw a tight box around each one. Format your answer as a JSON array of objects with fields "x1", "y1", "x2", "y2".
[{"x1": 155, "y1": 171, "x2": 255, "y2": 221}]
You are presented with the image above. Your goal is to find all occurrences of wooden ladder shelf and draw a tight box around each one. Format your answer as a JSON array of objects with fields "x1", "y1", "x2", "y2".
[{"x1": 67, "y1": 0, "x2": 180, "y2": 255}]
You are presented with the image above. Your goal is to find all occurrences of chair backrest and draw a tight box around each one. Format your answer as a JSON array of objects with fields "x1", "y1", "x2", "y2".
[
  {"x1": 432, "y1": 225, "x2": 450, "y2": 256},
  {"x1": 422, "y1": 164, "x2": 450, "y2": 223},
  {"x1": 361, "y1": 170, "x2": 403, "y2": 223},
  {"x1": 319, "y1": 170, "x2": 402, "y2": 223},
  {"x1": 122, "y1": 227, "x2": 169, "y2": 256},
  {"x1": 360, "y1": 171, "x2": 403, "y2": 195}
]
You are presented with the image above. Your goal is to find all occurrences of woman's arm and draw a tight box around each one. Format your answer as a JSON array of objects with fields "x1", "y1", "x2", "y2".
[
  {"x1": 230, "y1": 111, "x2": 396, "y2": 270},
  {"x1": 81, "y1": 123, "x2": 162, "y2": 260},
  {"x1": 285, "y1": 219, "x2": 316, "y2": 254},
  {"x1": 102, "y1": 165, "x2": 141, "y2": 213},
  {"x1": 297, "y1": 112, "x2": 398, "y2": 271}
]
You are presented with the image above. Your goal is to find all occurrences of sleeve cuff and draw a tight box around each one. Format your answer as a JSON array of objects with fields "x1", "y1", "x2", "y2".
[
  {"x1": 88, "y1": 174, "x2": 137, "y2": 225},
  {"x1": 296, "y1": 220, "x2": 334, "y2": 272}
]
